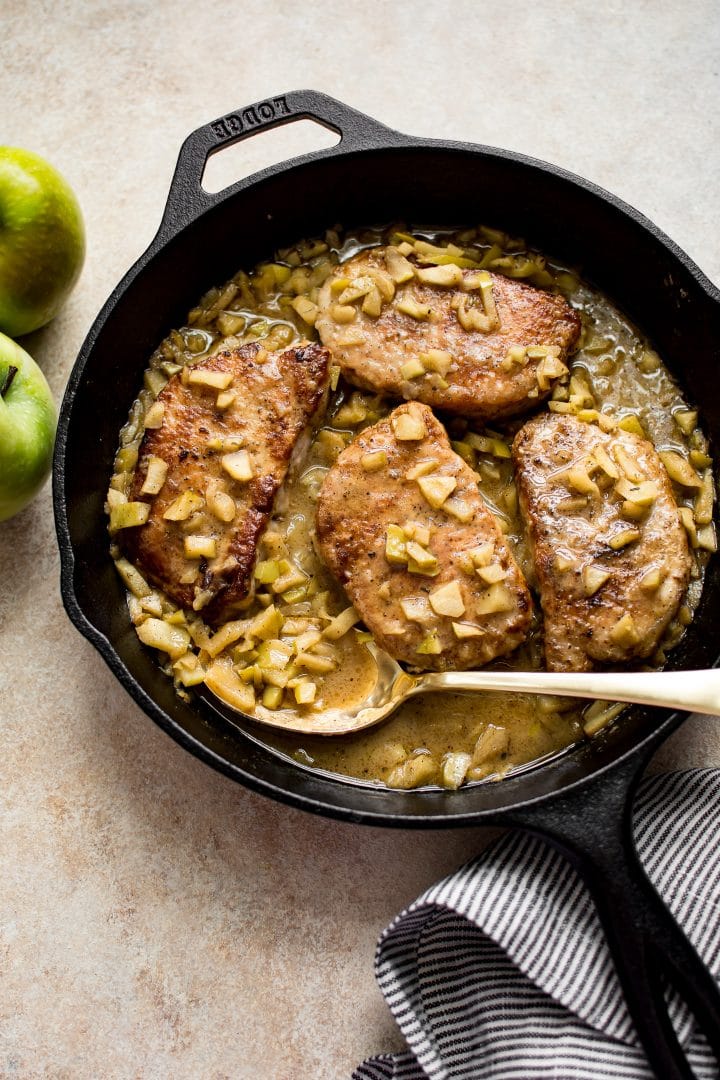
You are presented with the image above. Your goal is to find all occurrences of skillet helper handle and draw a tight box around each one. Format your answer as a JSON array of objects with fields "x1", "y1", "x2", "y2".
[
  {"x1": 158, "y1": 89, "x2": 402, "y2": 238},
  {"x1": 511, "y1": 757, "x2": 720, "y2": 1080}
]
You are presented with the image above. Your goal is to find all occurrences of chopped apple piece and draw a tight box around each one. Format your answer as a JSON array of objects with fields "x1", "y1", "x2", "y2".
[
  {"x1": 417, "y1": 473, "x2": 457, "y2": 508},
  {"x1": 163, "y1": 490, "x2": 204, "y2": 521},
  {"x1": 392, "y1": 411, "x2": 428, "y2": 440},
  {"x1": 429, "y1": 580, "x2": 466, "y2": 617},
  {"x1": 221, "y1": 449, "x2": 254, "y2": 482}
]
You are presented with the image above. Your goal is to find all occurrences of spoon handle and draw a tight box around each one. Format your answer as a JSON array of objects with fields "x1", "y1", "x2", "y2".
[{"x1": 416, "y1": 667, "x2": 720, "y2": 716}]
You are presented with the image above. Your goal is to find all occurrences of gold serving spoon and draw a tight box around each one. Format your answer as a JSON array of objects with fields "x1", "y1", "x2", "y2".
[{"x1": 236, "y1": 642, "x2": 720, "y2": 736}]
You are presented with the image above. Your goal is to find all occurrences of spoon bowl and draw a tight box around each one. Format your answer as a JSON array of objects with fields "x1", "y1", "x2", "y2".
[{"x1": 211, "y1": 641, "x2": 720, "y2": 737}]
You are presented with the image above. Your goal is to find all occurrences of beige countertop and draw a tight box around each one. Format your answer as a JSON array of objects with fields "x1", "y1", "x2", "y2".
[{"x1": 2, "y1": 2, "x2": 719, "y2": 1076}]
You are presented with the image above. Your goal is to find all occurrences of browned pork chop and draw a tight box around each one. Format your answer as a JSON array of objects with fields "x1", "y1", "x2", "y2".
[
  {"x1": 513, "y1": 413, "x2": 692, "y2": 672},
  {"x1": 123, "y1": 341, "x2": 329, "y2": 626},
  {"x1": 315, "y1": 246, "x2": 580, "y2": 420},
  {"x1": 316, "y1": 401, "x2": 532, "y2": 671}
]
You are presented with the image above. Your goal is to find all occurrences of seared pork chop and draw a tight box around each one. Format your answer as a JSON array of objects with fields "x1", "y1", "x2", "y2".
[
  {"x1": 315, "y1": 246, "x2": 580, "y2": 420},
  {"x1": 513, "y1": 413, "x2": 692, "y2": 672},
  {"x1": 123, "y1": 341, "x2": 329, "y2": 626},
  {"x1": 316, "y1": 401, "x2": 532, "y2": 671}
]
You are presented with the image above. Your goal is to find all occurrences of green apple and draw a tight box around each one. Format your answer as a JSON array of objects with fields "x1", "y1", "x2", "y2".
[
  {"x1": 0, "y1": 331, "x2": 56, "y2": 521},
  {"x1": 0, "y1": 147, "x2": 85, "y2": 338}
]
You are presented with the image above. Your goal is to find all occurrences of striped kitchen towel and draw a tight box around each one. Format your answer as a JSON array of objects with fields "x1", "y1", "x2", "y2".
[{"x1": 353, "y1": 769, "x2": 720, "y2": 1080}]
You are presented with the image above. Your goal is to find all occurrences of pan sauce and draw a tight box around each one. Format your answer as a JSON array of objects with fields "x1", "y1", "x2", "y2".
[{"x1": 108, "y1": 224, "x2": 714, "y2": 790}]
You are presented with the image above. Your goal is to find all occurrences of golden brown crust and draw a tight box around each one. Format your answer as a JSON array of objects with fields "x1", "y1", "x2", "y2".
[
  {"x1": 123, "y1": 341, "x2": 329, "y2": 626},
  {"x1": 513, "y1": 413, "x2": 692, "y2": 672},
  {"x1": 315, "y1": 248, "x2": 580, "y2": 420},
  {"x1": 316, "y1": 401, "x2": 532, "y2": 671}
]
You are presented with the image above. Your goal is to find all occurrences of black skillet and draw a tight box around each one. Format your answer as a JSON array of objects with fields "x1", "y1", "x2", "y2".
[{"x1": 54, "y1": 91, "x2": 720, "y2": 1078}]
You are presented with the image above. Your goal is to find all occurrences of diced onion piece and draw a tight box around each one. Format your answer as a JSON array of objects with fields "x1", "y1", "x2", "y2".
[
  {"x1": 442, "y1": 751, "x2": 472, "y2": 790},
  {"x1": 114, "y1": 557, "x2": 152, "y2": 598},
  {"x1": 323, "y1": 606, "x2": 361, "y2": 641},
  {"x1": 429, "y1": 581, "x2": 465, "y2": 618},
  {"x1": 392, "y1": 411, "x2": 428, "y2": 441},
  {"x1": 222, "y1": 449, "x2": 254, "y2": 482},
  {"x1": 136, "y1": 617, "x2": 191, "y2": 659},
  {"x1": 187, "y1": 368, "x2": 234, "y2": 391},
  {"x1": 163, "y1": 490, "x2": 204, "y2": 521},
  {"x1": 452, "y1": 621, "x2": 484, "y2": 639},
  {"x1": 205, "y1": 661, "x2": 256, "y2": 711},
  {"x1": 415, "y1": 264, "x2": 463, "y2": 287},
  {"x1": 609, "y1": 612, "x2": 640, "y2": 647},
  {"x1": 582, "y1": 564, "x2": 611, "y2": 596},
  {"x1": 184, "y1": 535, "x2": 217, "y2": 559},
  {"x1": 396, "y1": 298, "x2": 432, "y2": 321},
  {"x1": 474, "y1": 584, "x2": 515, "y2": 614},
  {"x1": 417, "y1": 474, "x2": 457, "y2": 508},
  {"x1": 143, "y1": 401, "x2": 165, "y2": 429},
  {"x1": 109, "y1": 502, "x2": 150, "y2": 530}
]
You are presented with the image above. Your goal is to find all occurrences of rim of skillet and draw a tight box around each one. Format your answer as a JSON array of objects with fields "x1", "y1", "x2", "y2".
[{"x1": 53, "y1": 113, "x2": 720, "y2": 828}]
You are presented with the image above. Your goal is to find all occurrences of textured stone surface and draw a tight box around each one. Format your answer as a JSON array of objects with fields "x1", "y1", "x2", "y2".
[{"x1": 1, "y1": 1, "x2": 719, "y2": 1076}]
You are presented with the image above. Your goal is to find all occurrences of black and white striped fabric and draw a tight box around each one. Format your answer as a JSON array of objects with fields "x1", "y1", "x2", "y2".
[{"x1": 353, "y1": 770, "x2": 720, "y2": 1080}]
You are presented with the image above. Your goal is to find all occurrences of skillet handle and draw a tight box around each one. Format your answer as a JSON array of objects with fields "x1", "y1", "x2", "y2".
[
  {"x1": 509, "y1": 757, "x2": 720, "y2": 1079},
  {"x1": 157, "y1": 89, "x2": 403, "y2": 239}
]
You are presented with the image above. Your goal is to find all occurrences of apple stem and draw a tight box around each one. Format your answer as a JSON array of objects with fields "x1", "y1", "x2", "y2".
[{"x1": 0, "y1": 365, "x2": 18, "y2": 399}]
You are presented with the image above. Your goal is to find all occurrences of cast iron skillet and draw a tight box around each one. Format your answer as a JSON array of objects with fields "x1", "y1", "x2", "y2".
[{"x1": 54, "y1": 91, "x2": 720, "y2": 1077}]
